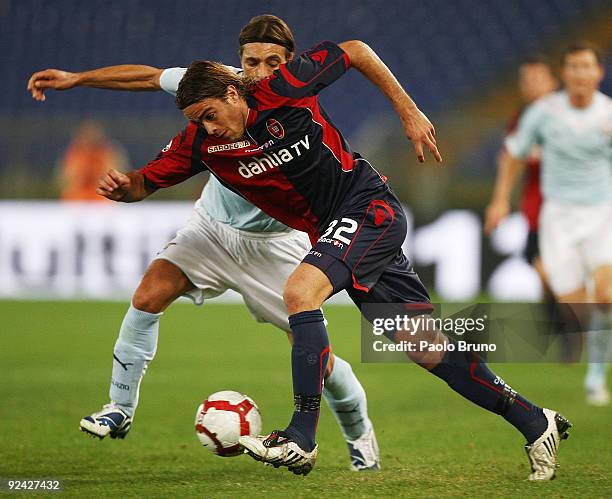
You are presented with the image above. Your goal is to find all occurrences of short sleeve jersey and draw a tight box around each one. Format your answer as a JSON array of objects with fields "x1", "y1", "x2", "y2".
[
  {"x1": 505, "y1": 91, "x2": 612, "y2": 204},
  {"x1": 159, "y1": 66, "x2": 289, "y2": 232},
  {"x1": 141, "y1": 41, "x2": 388, "y2": 239}
]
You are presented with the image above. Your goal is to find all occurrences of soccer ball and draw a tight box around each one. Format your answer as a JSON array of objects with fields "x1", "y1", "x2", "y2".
[{"x1": 195, "y1": 390, "x2": 262, "y2": 457}]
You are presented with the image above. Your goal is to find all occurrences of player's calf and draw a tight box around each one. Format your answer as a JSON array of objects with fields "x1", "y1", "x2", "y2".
[
  {"x1": 322, "y1": 355, "x2": 381, "y2": 471},
  {"x1": 393, "y1": 322, "x2": 449, "y2": 368},
  {"x1": 281, "y1": 310, "x2": 330, "y2": 454},
  {"x1": 429, "y1": 345, "x2": 550, "y2": 444}
]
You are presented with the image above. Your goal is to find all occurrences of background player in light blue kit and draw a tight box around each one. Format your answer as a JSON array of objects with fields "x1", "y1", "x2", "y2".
[{"x1": 487, "y1": 42, "x2": 612, "y2": 406}]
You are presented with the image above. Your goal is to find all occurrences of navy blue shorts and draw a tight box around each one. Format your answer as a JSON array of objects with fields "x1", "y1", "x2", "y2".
[{"x1": 302, "y1": 188, "x2": 432, "y2": 321}]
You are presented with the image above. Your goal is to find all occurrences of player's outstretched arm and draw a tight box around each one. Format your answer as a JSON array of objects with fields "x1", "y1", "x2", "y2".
[
  {"x1": 97, "y1": 169, "x2": 157, "y2": 203},
  {"x1": 27, "y1": 65, "x2": 163, "y2": 101},
  {"x1": 338, "y1": 40, "x2": 442, "y2": 163},
  {"x1": 484, "y1": 150, "x2": 525, "y2": 234}
]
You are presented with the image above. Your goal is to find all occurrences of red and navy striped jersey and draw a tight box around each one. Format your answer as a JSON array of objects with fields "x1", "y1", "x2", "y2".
[{"x1": 141, "y1": 41, "x2": 389, "y2": 240}]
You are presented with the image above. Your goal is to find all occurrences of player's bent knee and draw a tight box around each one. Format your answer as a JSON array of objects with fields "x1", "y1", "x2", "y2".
[
  {"x1": 132, "y1": 289, "x2": 163, "y2": 314},
  {"x1": 131, "y1": 260, "x2": 195, "y2": 313},
  {"x1": 592, "y1": 265, "x2": 612, "y2": 305},
  {"x1": 396, "y1": 326, "x2": 448, "y2": 369},
  {"x1": 132, "y1": 282, "x2": 175, "y2": 314},
  {"x1": 594, "y1": 287, "x2": 612, "y2": 305},
  {"x1": 594, "y1": 278, "x2": 612, "y2": 304},
  {"x1": 283, "y1": 285, "x2": 320, "y2": 315},
  {"x1": 284, "y1": 263, "x2": 334, "y2": 315}
]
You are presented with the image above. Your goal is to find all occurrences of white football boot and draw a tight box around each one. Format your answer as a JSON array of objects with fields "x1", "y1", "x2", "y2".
[
  {"x1": 524, "y1": 408, "x2": 572, "y2": 481},
  {"x1": 347, "y1": 427, "x2": 381, "y2": 471},
  {"x1": 240, "y1": 430, "x2": 318, "y2": 475},
  {"x1": 80, "y1": 403, "x2": 132, "y2": 439},
  {"x1": 586, "y1": 386, "x2": 610, "y2": 407}
]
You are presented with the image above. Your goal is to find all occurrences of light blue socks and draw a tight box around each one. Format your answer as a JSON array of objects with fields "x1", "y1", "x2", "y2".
[
  {"x1": 109, "y1": 305, "x2": 162, "y2": 417},
  {"x1": 323, "y1": 356, "x2": 372, "y2": 441},
  {"x1": 584, "y1": 308, "x2": 611, "y2": 391},
  {"x1": 108, "y1": 305, "x2": 373, "y2": 435}
]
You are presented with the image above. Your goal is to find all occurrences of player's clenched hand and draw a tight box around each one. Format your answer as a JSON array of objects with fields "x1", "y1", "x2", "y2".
[
  {"x1": 402, "y1": 108, "x2": 442, "y2": 163},
  {"x1": 97, "y1": 169, "x2": 132, "y2": 201},
  {"x1": 484, "y1": 199, "x2": 510, "y2": 234},
  {"x1": 27, "y1": 69, "x2": 79, "y2": 101}
]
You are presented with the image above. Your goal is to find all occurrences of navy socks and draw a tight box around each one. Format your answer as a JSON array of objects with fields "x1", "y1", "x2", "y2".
[
  {"x1": 284, "y1": 310, "x2": 548, "y2": 448},
  {"x1": 285, "y1": 310, "x2": 330, "y2": 452},
  {"x1": 430, "y1": 348, "x2": 547, "y2": 443}
]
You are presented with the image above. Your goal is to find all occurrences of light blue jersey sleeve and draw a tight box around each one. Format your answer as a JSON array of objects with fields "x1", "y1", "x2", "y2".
[
  {"x1": 504, "y1": 101, "x2": 546, "y2": 159},
  {"x1": 159, "y1": 66, "x2": 241, "y2": 96},
  {"x1": 159, "y1": 67, "x2": 187, "y2": 95}
]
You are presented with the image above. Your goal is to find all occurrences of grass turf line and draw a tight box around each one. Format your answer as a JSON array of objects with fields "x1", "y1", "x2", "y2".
[{"x1": 0, "y1": 301, "x2": 610, "y2": 498}]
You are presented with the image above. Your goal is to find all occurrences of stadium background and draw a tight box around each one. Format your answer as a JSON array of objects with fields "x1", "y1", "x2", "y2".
[
  {"x1": 1, "y1": 0, "x2": 611, "y2": 301},
  {"x1": 2, "y1": 2, "x2": 612, "y2": 497}
]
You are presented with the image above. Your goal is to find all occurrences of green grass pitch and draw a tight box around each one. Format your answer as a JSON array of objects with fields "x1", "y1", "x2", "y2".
[{"x1": 1, "y1": 301, "x2": 610, "y2": 498}]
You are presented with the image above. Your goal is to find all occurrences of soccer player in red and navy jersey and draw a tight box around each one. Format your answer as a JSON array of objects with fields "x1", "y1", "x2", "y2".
[
  {"x1": 99, "y1": 41, "x2": 571, "y2": 479},
  {"x1": 31, "y1": 16, "x2": 385, "y2": 471}
]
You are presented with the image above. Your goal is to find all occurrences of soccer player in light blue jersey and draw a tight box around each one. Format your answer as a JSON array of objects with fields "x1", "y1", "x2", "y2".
[
  {"x1": 487, "y1": 41, "x2": 612, "y2": 406},
  {"x1": 27, "y1": 15, "x2": 384, "y2": 470}
]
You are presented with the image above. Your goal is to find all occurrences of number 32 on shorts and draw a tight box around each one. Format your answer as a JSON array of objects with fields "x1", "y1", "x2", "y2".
[{"x1": 320, "y1": 218, "x2": 358, "y2": 244}]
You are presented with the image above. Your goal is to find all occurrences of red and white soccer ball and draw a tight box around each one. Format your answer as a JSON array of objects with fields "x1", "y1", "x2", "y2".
[{"x1": 195, "y1": 390, "x2": 262, "y2": 457}]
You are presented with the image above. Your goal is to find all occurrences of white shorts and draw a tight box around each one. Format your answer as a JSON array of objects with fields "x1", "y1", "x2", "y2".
[
  {"x1": 539, "y1": 201, "x2": 612, "y2": 296},
  {"x1": 156, "y1": 208, "x2": 311, "y2": 333}
]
